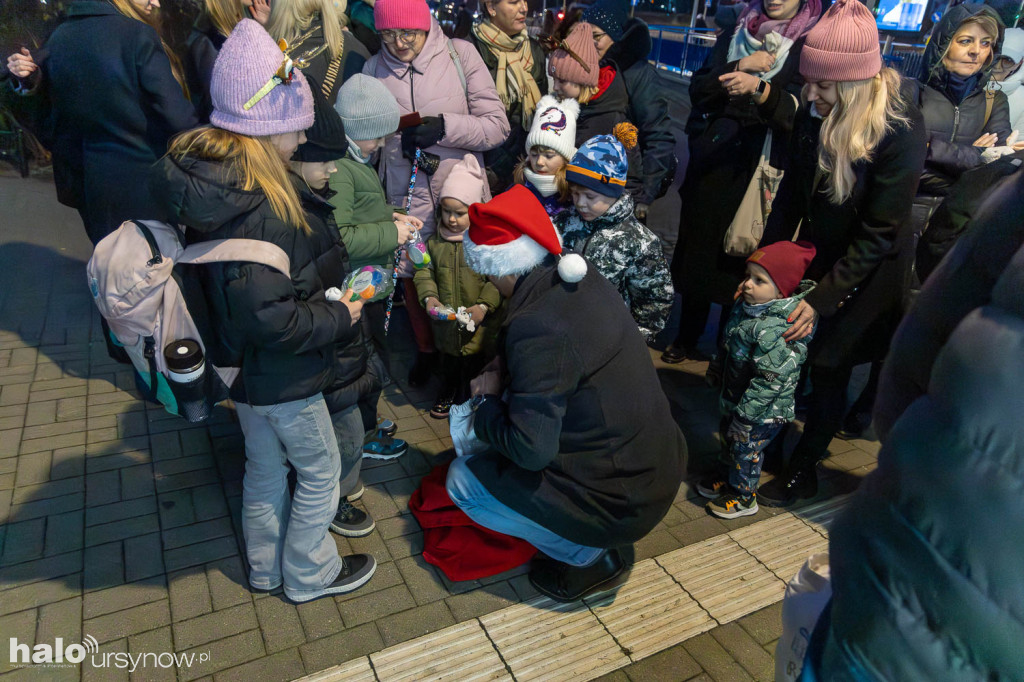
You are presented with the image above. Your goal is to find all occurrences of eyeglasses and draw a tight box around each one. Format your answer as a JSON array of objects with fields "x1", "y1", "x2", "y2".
[
  {"x1": 592, "y1": 31, "x2": 607, "y2": 41},
  {"x1": 379, "y1": 29, "x2": 423, "y2": 45}
]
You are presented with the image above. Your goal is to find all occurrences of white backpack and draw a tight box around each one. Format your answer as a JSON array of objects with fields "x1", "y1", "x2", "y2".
[{"x1": 87, "y1": 220, "x2": 290, "y2": 421}]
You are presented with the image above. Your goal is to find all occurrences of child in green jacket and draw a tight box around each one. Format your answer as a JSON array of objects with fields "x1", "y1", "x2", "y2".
[
  {"x1": 414, "y1": 154, "x2": 501, "y2": 419},
  {"x1": 698, "y1": 241, "x2": 817, "y2": 519}
]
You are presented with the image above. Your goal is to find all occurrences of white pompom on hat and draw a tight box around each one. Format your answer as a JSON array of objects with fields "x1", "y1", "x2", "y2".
[{"x1": 464, "y1": 185, "x2": 587, "y2": 283}]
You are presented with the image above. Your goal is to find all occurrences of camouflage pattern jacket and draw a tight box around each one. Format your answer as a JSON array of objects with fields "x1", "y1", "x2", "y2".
[
  {"x1": 719, "y1": 281, "x2": 816, "y2": 425},
  {"x1": 556, "y1": 194, "x2": 673, "y2": 342}
]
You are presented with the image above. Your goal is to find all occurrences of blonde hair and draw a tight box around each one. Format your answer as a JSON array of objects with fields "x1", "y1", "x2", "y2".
[
  {"x1": 513, "y1": 153, "x2": 571, "y2": 202},
  {"x1": 576, "y1": 84, "x2": 599, "y2": 105},
  {"x1": 268, "y1": 0, "x2": 346, "y2": 62},
  {"x1": 109, "y1": 0, "x2": 189, "y2": 98},
  {"x1": 168, "y1": 126, "x2": 310, "y2": 232},
  {"x1": 810, "y1": 67, "x2": 909, "y2": 204},
  {"x1": 204, "y1": 0, "x2": 247, "y2": 38},
  {"x1": 943, "y1": 11, "x2": 1003, "y2": 72}
]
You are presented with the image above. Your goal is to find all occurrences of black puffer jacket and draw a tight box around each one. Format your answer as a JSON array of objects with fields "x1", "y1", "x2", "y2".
[
  {"x1": 470, "y1": 31, "x2": 548, "y2": 193},
  {"x1": 153, "y1": 155, "x2": 357, "y2": 406},
  {"x1": 184, "y1": 13, "x2": 225, "y2": 123},
  {"x1": 605, "y1": 18, "x2": 677, "y2": 205},
  {"x1": 810, "y1": 166, "x2": 1024, "y2": 681},
  {"x1": 296, "y1": 177, "x2": 381, "y2": 414},
  {"x1": 576, "y1": 64, "x2": 642, "y2": 195},
  {"x1": 915, "y1": 3, "x2": 1011, "y2": 197}
]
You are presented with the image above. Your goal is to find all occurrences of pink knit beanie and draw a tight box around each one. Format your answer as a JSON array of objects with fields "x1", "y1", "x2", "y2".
[
  {"x1": 374, "y1": 0, "x2": 432, "y2": 31},
  {"x1": 548, "y1": 22, "x2": 600, "y2": 88},
  {"x1": 210, "y1": 19, "x2": 314, "y2": 136},
  {"x1": 440, "y1": 154, "x2": 491, "y2": 207},
  {"x1": 800, "y1": 0, "x2": 881, "y2": 82}
]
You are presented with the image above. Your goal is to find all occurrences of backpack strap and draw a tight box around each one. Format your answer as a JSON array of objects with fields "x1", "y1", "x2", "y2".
[
  {"x1": 983, "y1": 89, "x2": 995, "y2": 129},
  {"x1": 447, "y1": 39, "x2": 469, "y2": 105},
  {"x1": 178, "y1": 239, "x2": 291, "y2": 276}
]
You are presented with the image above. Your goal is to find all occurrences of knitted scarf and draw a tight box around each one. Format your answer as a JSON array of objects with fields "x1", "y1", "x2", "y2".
[
  {"x1": 523, "y1": 168, "x2": 559, "y2": 197},
  {"x1": 472, "y1": 20, "x2": 542, "y2": 129},
  {"x1": 733, "y1": 0, "x2": 821, "y2": 44}
]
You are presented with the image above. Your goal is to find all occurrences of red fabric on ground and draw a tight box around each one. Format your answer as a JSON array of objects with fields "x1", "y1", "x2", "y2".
[{"x1": 409, "y1": 462, "x2": 538, "y2": 581}]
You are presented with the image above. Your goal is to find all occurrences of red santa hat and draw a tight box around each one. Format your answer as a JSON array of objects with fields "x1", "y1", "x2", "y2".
[{"x1": 464, "y1": 185, "x2": 587, "y2": 282}]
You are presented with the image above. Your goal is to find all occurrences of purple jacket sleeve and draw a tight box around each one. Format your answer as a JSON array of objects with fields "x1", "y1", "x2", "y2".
[{"x1": 439, "y1": 41, "x2": 510, "y2": 153}]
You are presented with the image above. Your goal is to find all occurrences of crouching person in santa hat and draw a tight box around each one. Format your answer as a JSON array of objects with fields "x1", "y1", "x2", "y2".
[{"x1": 445, "y1": 184, "x2": 687, "y2": 602}]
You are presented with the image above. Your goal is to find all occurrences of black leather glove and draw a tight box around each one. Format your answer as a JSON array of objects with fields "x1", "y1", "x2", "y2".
[{"x1": 401, "y1": 115, "x2": 445, "y2": 159}]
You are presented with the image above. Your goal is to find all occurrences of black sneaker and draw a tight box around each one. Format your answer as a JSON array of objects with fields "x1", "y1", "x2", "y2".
[
  {"x1": 330, "y1": 499, "x2": 375, "y2": 537},
  {"x1": 284, "y1": 554, "x2": 377, "y2": 603},
  {"x1": 758, "y1": 467, "x2": 818, "y2": 507},
  {"x1": 706, "y1": 493, "x2": 758, "y2": 519},
  {"x1": 696, "y1": 476, "x2": 728, "y2": 499},
  {"x1": 430, "y1": 390, "x2": 455, "y2": 419},
  {"x1": 661, "y1": 345, "x2": 711, "y2": 364}
]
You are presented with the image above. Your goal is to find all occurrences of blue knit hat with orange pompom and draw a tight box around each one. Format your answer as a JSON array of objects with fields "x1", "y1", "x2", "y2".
[{"x1": 565, "y1": 123, "x2": 637, "y2": 198}]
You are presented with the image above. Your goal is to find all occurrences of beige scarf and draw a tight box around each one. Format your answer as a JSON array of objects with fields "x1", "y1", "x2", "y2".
[{"x1": 472, "y1": 20, "x2": 541, "y2": 130}]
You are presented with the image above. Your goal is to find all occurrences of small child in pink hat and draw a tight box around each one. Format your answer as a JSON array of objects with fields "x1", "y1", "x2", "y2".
[{"x1": 413, "y1": 154, "x2": 501, "y2": 418}]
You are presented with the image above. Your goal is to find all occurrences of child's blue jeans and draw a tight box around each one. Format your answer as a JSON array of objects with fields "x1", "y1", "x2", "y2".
[{"x1": 729, "y1": 421, "x2": 786, "y2": 499}]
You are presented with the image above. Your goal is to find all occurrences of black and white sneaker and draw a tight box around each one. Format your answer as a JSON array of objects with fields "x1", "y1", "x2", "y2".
[
  {"x1": 330, "y1": 499, "x2": 375, "y2": 537},
  {"x1": 346, "y1": 484, "x2": 365, "y2": 502},
  {"x1": 285, "y1": 554, "x2": 377, "y2": 603}
]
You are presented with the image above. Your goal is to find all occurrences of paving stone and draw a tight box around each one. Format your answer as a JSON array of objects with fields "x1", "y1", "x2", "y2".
[
  {"x1": 51, "y1": 445, "x2": 86, "y2": 479},
  {"x1": 682, "y1": 632, "x2": 755, "y2": 682},
  {"x1": 155, "y1": 469, "x2": 219, "y2": 494},
  {"x1": 124, "y1": 533, "x2": 165, "y2": 582},
  {"x1": 179, "y1": 429, "x2": 213, "y2": 456},
  {"x1": 85, "y1": 515, "x2": 159, "y2": 547},
  {"x1": 1, "y1": 517, "x2": 46, "y2": 565},
  {"x1": 82, "y1": 636, "x2": 129, "y2": 682},
  {"x1": 0, "y1": 573, "x2": 82, "y2": 617},
  {"x1": 507, "y1": 573, "x2": 541, "y2": 602},
  {"x1": 667, "y1": 516, "x2": 728, "y2": 547},
  {"x1": 254, "y1": 596, "x2": 306, "y2": 654},
  {"x1": 191, "y1": 484, "x2": 229, "y2": 521},
  {"x1": 153, "y1": 454, "x2": 216, "y2": 478},
  {"x1": 395, "y1": 555, "x2": 450, "y2": 605},
  {"x1": 12, "y1": 476, "x2": 83, "y2": 504},
  {"x1": 737, "y1": 602, "x2": 784, "y2": 646},
  {"x1": 298, "y1": 622, "x2": 384, "y2": 673},
  {"x1": 84, "y1": 541, "x2": 124, "y2": 592},
  {"x1": 84, "y1": 599, "x2": 171, "y2": 644},
  {"x1": 21, "y1": 418, "x2": 87, "y2": 442},
  {"x1": 173, "y1": 602, "x2": 258, "y2": 650},
  {"x1": 168, "y1": 566, "x2": 213, "y2": 623},
  {"x1": 15, "y1": 451, "x2": 52, "y2": 487},
  {"x1": 204, "y1": 555, "x2": 250, "y2": 611},
  {"x1": 25, "y1": 400, "x2": 57, "y2": 427},
  {"x1": 120, "y1": 464, "x2": 154, "y2": 500},
  {"x1": 150, "y1": 435, "x2": 184, "y2": 461},
  {"x1": 376, "y1": 600, "x2": 455, "y2": 648},
  {"x1": 163, "y1": 537, "x2": 237, "y2": 573},
  {"x1": 592, "y1": 670, "x2": 631, "y2": 682},
  {"x1": 7, "y1": 492, "x2": 84, "y2": 522},
  {"x1": 0, "y1": 428, "x2": 23, "y2": 457},
  {"x1": 117, "y1": 412, "x2": 149, "y2": 439},
  {"x1": 44, "y1": 509, "x2": 84, "y2": 556},
  {"x1": 36, "y1": 596, "x2": 83, "y2": 651},
  {"x1": 0, "y1": 609, "x2": 38, "y2": 674},
  {"x1": 157, "y1": 490, "x2": 196, "y2": 528},
  {"x1": 634, "y1": 528, "x2": 682, "y2": 561},
  {"x1": 162, "y1": 517, "x2": 233, "y2": 551},
  {"x1": 127, "y1": 626, "x2": 176, "y2": 682},
  {"x1": 345, "y1": 526, "x2": 391, "y2": 562},
  {"x1": 710, "y1": 623, "x2": 775, "y2": 681},
  {"x1": 213, "y1": 648, "x2": 305, "y2": 682},
  {"x1": 88, "y1": 399, "x2": 146, "y2": 418},
  {"x1": 445, "y1": 580, "x2": 520, "y2": 622},
  {"x1": 87, "y1": 449, "x2": 152, "y2": 475},
  {"x1": 335, "y1": 583, "x2": 418, "y2": 628},
  {"x1": 86, "y1": 470, "x2": 121, "y2": 507},
  {"x1": 56, "y1": 396, "x2": 88, "y2": 421},
  {"x1": 176, "y1": 629, "x2": 265, "y2": 682},
  {"x1": 373, "y1": 514, "x2": 420, "y2": 541},
  {"x1": 383, "y1": 530, "x2": 423, "y2": 561},
  {"x1": 27, "y1": 387, "x2": 88, "y2": 406},
  {"x1": 0, "y1": 415, "x2": 23, "y2": 431},
  {"x1": 332, "y1": 560, "x2": 404, "y2": 604},
  {"x1": 0, "y1": 550, "x2": 82, "y2": 590},
  {"x1": 296, "y1": 594, "x2": 345, "y2": 641},
  {"x1": 0, "y1": 385, "x2": 30, "y2": 407},
  {"x1": 84, "y1": 577, "x2": 168, "y2": 619},
  {"x1": 86, "y1": 497, "x2": 157, "y2": 527}
]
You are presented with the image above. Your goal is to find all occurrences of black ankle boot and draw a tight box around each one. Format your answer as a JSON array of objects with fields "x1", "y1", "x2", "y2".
[
  {"x1": 758, "y1": 467, "x2": 818, "y2": 507},
  {"x1": 528, "y1": 548, "x2": 630, "y2": 603}
]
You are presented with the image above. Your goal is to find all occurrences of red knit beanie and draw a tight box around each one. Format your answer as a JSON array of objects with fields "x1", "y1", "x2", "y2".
[
  {"x1": 374, "y1": 0, "x2": 431, "y2": 31},
  {"x1": 800, "y1": 0, "x2": 881, "y2": 82},
  {"x1": 548, "y1": 22, "x2": 600, "y2": 88},
  {"x1": 746, "y1": 241, "x2": 817, "y2": 298}
]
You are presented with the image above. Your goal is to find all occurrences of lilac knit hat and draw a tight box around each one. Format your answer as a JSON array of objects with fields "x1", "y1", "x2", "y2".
[
  {"x1": 374, "y1": 0, "x2": 431, "y2": 31},
  {"x1": 210, "y1": 19, "x2": 314, "y2": 136},
  {"x1": 548, "y1": 22, "x2": 600, "y2": 88},
  {"x1": 800, "y1": 0, "x2": 881, "y2": 82}
]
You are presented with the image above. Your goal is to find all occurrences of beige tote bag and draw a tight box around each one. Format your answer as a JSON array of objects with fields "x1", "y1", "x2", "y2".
[{"x1": 723, "y1": 129, "x2": 784, "y2": 257}]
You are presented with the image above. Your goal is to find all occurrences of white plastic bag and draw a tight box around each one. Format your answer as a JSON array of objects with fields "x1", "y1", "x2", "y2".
[
  {"x1": 449, "y1": 397, "x2": 490, "y2": 457},
  {"x1": 775, "y1": 552, "x2": 831, "y2": 682}
]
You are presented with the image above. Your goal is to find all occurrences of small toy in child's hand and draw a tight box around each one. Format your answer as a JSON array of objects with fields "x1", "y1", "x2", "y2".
[
  {"x1": 429, "y1": 304, "x2": 457, "y2": 321},
  {"x1": 405, "y1": 229, "x2": 431, "y2": 269},
  {"x1": 325, "y1": 287, "x2": 343, "y2": 302},
  {"x1": 344, "y1": 265, "x2": 395, "y2": 302},
  {"x1": 455, "y1": 306, "x2": 476, "y2": 332}
]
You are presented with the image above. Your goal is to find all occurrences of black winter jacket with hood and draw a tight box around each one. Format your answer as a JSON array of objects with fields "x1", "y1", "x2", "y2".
[
  {"x1": 915, "y1": 3, "x2": 1011, "y2": 197},
  {"x1": 153, "y1": 155, "x2": 357, "y2": 406},
  {"x1": 604, "y1": 18, "x2": 677, "y2": 205}
]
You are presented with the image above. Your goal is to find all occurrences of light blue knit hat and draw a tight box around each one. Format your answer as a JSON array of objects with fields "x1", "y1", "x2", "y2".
[{"x1": 566, "y1": 134, "x2": 630, "y2": 198}]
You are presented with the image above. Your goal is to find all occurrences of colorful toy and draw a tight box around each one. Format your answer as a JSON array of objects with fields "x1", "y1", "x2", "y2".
[{"x1": 344, "y1": 265, "x2": 394, "y2": 303}]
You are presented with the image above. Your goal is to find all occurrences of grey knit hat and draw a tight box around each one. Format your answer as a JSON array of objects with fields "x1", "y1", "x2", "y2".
[{"x1": 334, "y1": 75, "x2": 400, "y2": 141}]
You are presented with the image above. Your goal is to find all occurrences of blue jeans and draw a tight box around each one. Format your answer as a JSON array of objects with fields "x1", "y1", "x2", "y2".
[
  {"x1": 729, "y1": 421, "x2": 786, "y2": 499},
  {"x1": 331, "y1": 404, "x2": 364, "y2": 498},
  {"x1": 445, "y1": 455, "x2": 604, "y2": 567},
  {"x1": 235, "y1": 395, "x2": 342, "y2": 596}
]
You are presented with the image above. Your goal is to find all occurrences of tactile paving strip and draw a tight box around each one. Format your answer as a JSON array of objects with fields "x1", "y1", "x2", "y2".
[
  {"x1": 584, "y1": 559, "x2": 716, "y2": 661},
  {"x1": 730, "y1": 513, "x2": 829, "y2": 582},
  {"x1": 793, "y1": 494, "x2": 852, "y2": 537},
  {"x1": 479, "y1": 595, "x2": 629, "y2": 682},
  {"x1": 370, "y1": 620, "x2": 512, "y2": 682},
  {"x1": 301, "y1": 657, "x2": 376, "y2": 682},
  {"x1": 657, "y1": 534, "x2": 786, "y2": 624}
]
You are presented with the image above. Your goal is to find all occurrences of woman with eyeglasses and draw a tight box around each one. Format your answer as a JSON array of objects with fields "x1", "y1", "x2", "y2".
[
  {"x1": 362, "y1": 0, "x2": 509, "y2": 387},
  {"x1": 469, "y1": 0, "x2": 547, "y2": 195}
]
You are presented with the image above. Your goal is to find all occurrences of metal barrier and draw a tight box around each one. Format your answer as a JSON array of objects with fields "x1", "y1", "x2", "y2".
[{"x1": 648, "y1": 25, "x2": 717, "y2": 78}]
